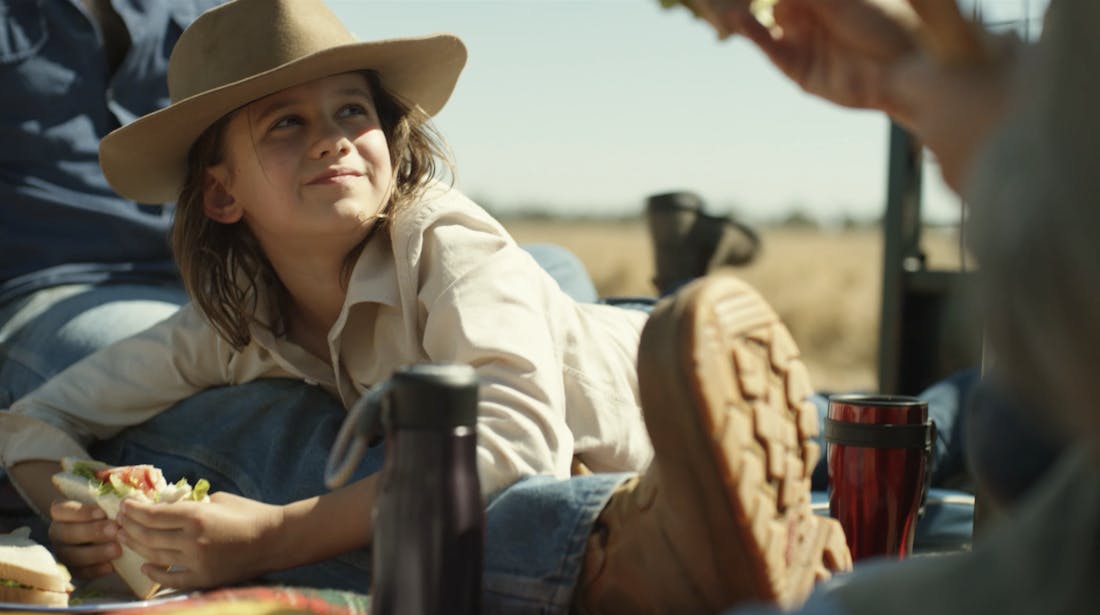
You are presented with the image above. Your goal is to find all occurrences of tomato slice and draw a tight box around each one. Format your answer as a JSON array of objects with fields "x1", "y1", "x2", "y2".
[
  {"x1": 142, "y1": 467, "x2": 157, "y2": 493},
  {"x1": 93, "y1": 465, "x2": 159, "y2": 498}
]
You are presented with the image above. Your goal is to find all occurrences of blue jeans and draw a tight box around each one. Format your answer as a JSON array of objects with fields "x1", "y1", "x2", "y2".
[
  {"x1": 0, "y1": 283, "x2": 188, "y2": 407},
  {"x1": 521, "y1": 243, "x2": 599, "y2": 305}
]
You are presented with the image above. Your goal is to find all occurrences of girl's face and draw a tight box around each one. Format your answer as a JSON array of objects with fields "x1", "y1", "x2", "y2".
[{"x1": 203, "y1": 72, "x2": 393, "y2": 252}]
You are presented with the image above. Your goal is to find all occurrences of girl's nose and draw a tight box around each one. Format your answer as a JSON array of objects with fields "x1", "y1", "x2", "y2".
[{"x1": 311, "y1": 123, "x2": 353, "y2": 159}]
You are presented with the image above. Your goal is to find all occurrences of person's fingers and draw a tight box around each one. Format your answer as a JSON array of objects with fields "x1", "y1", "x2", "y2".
[
  {"x1": 116, "y1": 529, "x2": 182, "y2": 568},
  {"x1": 742, "y1": 1, "x2": 832, "y2": 87},
  {"x1": 736, "y1": 10, "x2": 799, "y2": 72},
  {"x1": 119, "y1": 499, "x2": 199, "y2": 529},
  {"x1": 70, "y1": 562, "x2": 116, "y2": 580},
  {"x1": 48, "y1": 516, "x2": 119, "y2": 547},
  {"x1": 117, "y1": 517, "x2": 189, "y2": 552},
  {"x1": 140, "y1": 563, "x2": 202, "y2": 590},
  {"x1": 906, "y1": 0, "x2": 986, "y2": 63},
  {"x1": 49, "y1": 500, "x2": 106, "y2": 522},
  {"x1": 53, "y1": 541, "x2": 122, "y2": 571},
  {"x1": 694, "y1": 0, "x2": 756, "y2": 38},
  {"x1": 781, "y1": 0, "x2": 919, "y2": 58}
]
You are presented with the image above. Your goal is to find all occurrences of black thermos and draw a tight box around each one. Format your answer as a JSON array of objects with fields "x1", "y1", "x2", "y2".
[{"x1": 367, "y1": 364, "x2": 482, "y2": 615}]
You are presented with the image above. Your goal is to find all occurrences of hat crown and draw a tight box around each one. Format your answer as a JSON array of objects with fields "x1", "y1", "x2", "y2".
[{"x1": 168, "y1": 0, "x2": 357, "y2": 103}]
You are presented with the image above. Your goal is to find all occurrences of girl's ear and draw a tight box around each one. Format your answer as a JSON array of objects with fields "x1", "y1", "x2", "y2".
[{"x1": 202, "y1": 164, "x2": 243, "y2": 224}]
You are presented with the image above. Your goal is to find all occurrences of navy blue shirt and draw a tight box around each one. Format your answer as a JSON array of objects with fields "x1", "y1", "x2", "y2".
[{"x1": 0, "y1": 0, "x2": 221, "y2": 301}]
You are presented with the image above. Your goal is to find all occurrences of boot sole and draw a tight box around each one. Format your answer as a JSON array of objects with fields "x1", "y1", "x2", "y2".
[{"x1": 638, "y1": 273, "x2": 852, "y2": 611}]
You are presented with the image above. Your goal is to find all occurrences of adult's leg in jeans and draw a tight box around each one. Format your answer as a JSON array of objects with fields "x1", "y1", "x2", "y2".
[
  {"x1": 0, "y1": 284, "x2": 188, "y2": 407},
  {"x1": 90, "y1": 378, "x2": 628, "y2": 612},
  {"x1": 0, "y1": 283, "x2": 188, "y2": 510},
  {"x1": 521, "y1": 243, "x2": 600, "y2": 304}
]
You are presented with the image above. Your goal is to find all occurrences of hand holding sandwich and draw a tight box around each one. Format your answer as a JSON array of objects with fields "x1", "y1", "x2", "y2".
[
  {"x1": 114, "y1": 491, "x2": 285, "y2": 590},
  {"x1": 48, "y1": 499, "x2": 121, "y2": 581},
  {"x1": 10, "y1": 457, "x2": 380, "y2": 595},
  {"x1": 47, "y1": 492, "x2": 299, "y2": 592},
  {"x1": 50, "y1": 458, "x2": 214, "y2": 598}
]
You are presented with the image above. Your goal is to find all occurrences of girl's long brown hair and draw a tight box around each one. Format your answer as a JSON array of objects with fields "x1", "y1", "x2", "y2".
[{"x1": 172, "y1": 71, "x2": 453, "y2": 350}]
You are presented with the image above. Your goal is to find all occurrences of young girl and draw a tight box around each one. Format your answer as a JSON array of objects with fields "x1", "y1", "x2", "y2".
[{"x1": 0, "y1": 0, "x2": 847, "y2": 612}]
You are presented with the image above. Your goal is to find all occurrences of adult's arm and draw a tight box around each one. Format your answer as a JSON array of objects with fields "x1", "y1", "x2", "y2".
[{"x1": 677, "y1": 0, "x2": 1025, "y2": 191}]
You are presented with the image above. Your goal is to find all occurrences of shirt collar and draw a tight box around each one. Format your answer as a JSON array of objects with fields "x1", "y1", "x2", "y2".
[
  {"x1": 244, "y1": 228, "x2": 398, "y2": 361},
  {"x1": 344, "y1": 230, "x2": 400, "y2": 308}
]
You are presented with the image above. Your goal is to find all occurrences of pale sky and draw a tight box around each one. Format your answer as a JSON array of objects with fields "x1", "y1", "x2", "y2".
[{"x1": 329, "y1": 0, "x2": 1045, "y2": 224}]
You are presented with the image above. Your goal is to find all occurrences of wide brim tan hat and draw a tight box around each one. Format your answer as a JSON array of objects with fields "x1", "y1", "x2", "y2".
[{"x1": 100, "y1": 0, "x2": 467, "y2": 204}]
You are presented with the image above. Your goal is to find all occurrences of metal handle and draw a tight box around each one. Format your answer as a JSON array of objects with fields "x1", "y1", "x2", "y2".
[
  {"x1": 324, "y1": 382, "x2": 389, "y2": 489},
  {"x1": 918, "y1": 419, "x2": 937, "y2": 519}
]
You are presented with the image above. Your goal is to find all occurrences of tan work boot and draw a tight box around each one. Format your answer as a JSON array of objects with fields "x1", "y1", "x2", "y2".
[
  {"x1": 575, "y1": 273, "x2": 852, "y2": 614},
  {"x1": 646, "y1": 192, "x2": 760, "y2": 296}
]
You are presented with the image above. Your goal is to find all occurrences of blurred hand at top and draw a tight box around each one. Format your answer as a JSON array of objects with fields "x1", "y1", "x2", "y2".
[
  {"x1": 693, "y1": 0, "x2": 1023, "y2": 192},
  {"x1": 739, "y1": 0, "x2": 921, "y2": 114}
]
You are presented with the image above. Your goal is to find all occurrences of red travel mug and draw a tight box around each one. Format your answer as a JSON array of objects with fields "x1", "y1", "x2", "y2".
[{"x1": 825, "y1": 394, "x2": 934, "y2": 561}]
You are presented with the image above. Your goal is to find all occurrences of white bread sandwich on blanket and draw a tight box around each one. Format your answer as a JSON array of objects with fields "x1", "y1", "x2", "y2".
[
  {"x1": 51, "y1": 458, "x2": 210, "y2": 600},
  {"x1": 0, "y1": 526, "x2": 73, "y2": 606}
]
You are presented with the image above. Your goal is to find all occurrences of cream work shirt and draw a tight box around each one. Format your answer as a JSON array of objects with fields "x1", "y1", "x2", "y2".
[{"x1": 0, "y1": 186, "x2": 653, "y2": 499}]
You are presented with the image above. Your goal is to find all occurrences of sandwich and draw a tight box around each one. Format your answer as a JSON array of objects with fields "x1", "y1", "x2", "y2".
[
  {"x1": 51, "y1": 458, "x2": 210, "y2": 600},
  {"x1": 0, "y1": 527, "x2": 73, "y2": 607},
  {"x1": 748, "y1": 0, "x2": 778, "y2": 28}
]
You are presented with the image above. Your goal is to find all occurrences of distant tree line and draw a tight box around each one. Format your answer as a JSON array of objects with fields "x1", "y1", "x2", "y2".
[{"x1": 478, "y1": 195, "x2": 958, "y2": 231}]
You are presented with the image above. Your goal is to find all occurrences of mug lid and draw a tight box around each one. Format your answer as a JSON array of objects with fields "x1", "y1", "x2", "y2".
[{"x1": 827, "y1": 394, "x2": 927, "y2": 407}]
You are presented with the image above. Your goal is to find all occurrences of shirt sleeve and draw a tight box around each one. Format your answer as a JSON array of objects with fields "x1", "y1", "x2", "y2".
[
  {"x1": 408, "y1": 196, "x2": 576, "y2": 499},
  {"x1": 0, "y1": 302, "x2": 234, "y2": 468}
]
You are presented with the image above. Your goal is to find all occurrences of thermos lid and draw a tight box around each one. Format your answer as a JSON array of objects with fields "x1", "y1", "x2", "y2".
[{"x1": 388, "y1": 363, "x2": 479, "y2": 429}]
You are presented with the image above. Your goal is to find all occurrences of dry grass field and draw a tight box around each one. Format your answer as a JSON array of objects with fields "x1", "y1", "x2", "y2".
[{"x1": 504, "y1": 219, "x2": 966, "y2": 393}]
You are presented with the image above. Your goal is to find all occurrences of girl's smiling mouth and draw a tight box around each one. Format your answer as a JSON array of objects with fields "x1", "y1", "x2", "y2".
[{"x1": 307, "y1": 167, "x2": 365, "y2": 185}]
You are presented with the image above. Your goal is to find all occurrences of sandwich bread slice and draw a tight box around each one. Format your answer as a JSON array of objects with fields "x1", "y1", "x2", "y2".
[
  {"x1": 51, "y1": 458, "x2": 210, "y2": 600},
  {"x1": 0, "y1": 526, "x2": 73, "y2": 607}
]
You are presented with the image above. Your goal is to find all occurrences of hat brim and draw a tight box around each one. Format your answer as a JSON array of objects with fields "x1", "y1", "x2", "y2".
[{"x1": 100, "y1": 34, "x2": 465, "y2": 204}]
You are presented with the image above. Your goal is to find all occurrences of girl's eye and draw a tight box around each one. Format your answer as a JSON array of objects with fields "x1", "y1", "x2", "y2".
[
  {"x1": 271, "y1": 115, "x2": 303, "y2": 130},
  {"x1": 337, "y1": 104, "x2": 369, "y2": 119}
]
